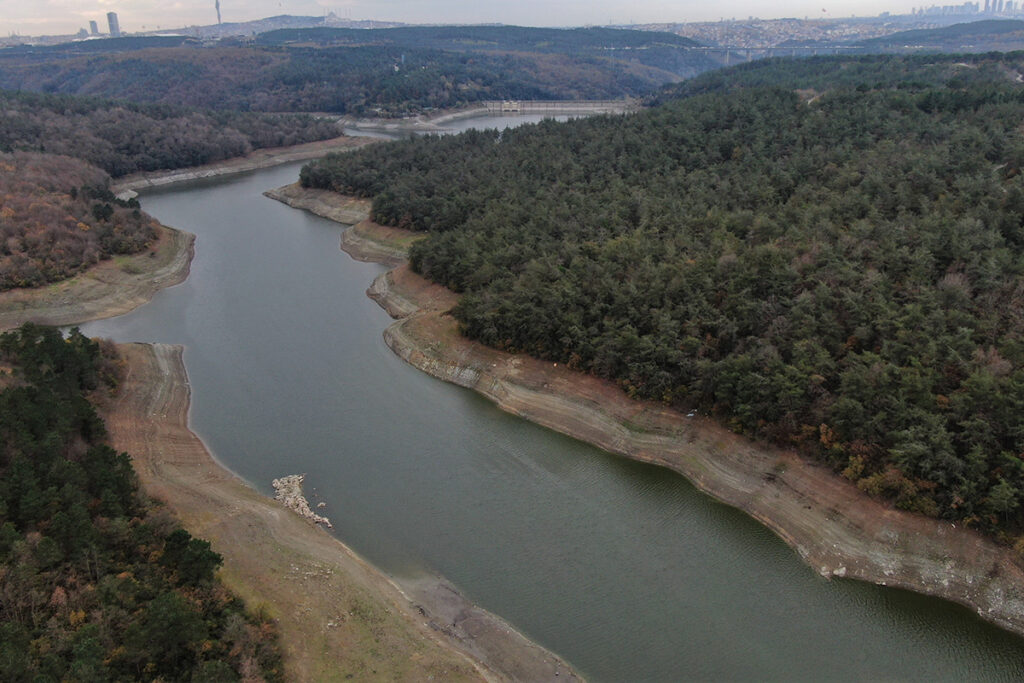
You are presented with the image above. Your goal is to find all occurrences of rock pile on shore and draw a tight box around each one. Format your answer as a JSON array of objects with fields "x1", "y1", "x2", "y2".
[{"x1": 272, "y1": 474, "x2": 332, "y2": 528}]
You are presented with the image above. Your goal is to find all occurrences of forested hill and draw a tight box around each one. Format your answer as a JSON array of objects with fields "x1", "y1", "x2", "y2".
[
  {"x1": 0, "y1": 88, "x2": 337, "y2": 291},
  {"x1": 0, "y1": 324, "x2": 283, "y2": 680},
  {"x1": 301, "y1": 53, "x2": 1024, "y2": 540},
  {"x1": 0, "y1": 27, "x2": 718, "y2": 116},
  {"x1": 0, "y1": 89, "x2": 338, "y2": 177},
  {"x1": 654, "y1": 52, "x2": 1024, "y2": 102},
  {"x1": 0, "y1": 153, "x2": 156, "y2": 290}
]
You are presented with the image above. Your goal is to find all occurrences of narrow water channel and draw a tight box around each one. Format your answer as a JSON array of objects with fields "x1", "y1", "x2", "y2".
[{"x1": 81, "y1": 125, "x2": 1024, "y2": 680}]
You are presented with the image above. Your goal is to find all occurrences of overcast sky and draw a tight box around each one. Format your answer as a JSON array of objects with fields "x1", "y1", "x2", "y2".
[{"x1": 3, "y1": 0, "x2": 922, "y2": 37}]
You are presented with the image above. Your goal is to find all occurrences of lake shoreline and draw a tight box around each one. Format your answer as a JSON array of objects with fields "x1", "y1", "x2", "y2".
[
  {"x1": 268, "y1": 184, "x2": 1024, "y2": 641},
  {"x1": 0, "y1": 156, "x2": 580, "y2": 678},
  {"x1": 103, "y1": 342, "x2": 577, "y2": 682},
  {"x1": 111, "y1": 135, "x2": 376, "y2": 196},
  {"x1": 0, "y1": 136, "x2": 380, "y2": 331},
  {"x1": 338, "y1": 100, "x2": 637, "y2": 136},
  {"x1": 0, "y1": 225, "x2": 194, "y2": 333}
]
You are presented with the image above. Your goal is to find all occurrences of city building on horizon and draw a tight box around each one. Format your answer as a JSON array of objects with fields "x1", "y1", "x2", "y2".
[
  {"x1": 107, "y1": 12, "x2": 120, "y2": 38},
  {"x1": 88, "y1": 20, "x2": 99, "y2": 35}
]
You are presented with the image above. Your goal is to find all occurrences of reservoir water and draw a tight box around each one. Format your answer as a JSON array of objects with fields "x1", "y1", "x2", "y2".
[{"x1": 82, "y1": 122, "x2": 1024, "y2": 680}]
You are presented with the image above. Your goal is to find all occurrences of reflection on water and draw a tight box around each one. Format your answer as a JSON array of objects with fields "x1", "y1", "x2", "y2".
[{"x1": 80, "y1": 130, "x2": 1024, "y2": 681}]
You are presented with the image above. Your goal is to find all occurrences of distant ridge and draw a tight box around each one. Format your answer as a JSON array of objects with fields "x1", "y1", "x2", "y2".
[
  {"x1": 254, "y1": 25, "x2": 702, "y2": 50},
  {"x1": 1, "y1": 35, "x2": 199, "y2": 55},
  {"x1": 851, "y1": 19, "x2": 1024, "y2": 49}
]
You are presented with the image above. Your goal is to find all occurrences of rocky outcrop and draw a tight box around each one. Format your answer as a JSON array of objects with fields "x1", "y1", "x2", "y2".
[{"x1": 273, "y1": 474, "x2": 333, "y2": 528}]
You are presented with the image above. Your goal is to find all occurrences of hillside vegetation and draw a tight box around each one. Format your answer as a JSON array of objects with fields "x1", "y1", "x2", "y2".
[
  {"x1": 0, "y1": 90, "x2": 339, "y2": 177},
  {"x1": 301, "y1": 53, "x2": 1024, "y2": 538},
  {"x1": 0, "y1": 27, "x2": 717, "y2": 116},
  {"x1": 0, "y1": 153, "x2": 157, "y2": 290},
  {"x1": 655, "y1": 51, "x2": 1024, "y2": 101},
  {"x1": 0, "y1": 324, "x2": 282, "y2": 681}
]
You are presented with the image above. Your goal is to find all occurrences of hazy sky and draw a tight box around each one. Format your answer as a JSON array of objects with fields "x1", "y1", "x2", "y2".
[{"x1": 3, "y1": 0, "x2": 922, "y2": 36}]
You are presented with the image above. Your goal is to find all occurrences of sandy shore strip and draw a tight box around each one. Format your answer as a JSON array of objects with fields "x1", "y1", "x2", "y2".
[
  {"x1": 0, "y1": 225, "x2": 193, "y2": 333},
  {"x1": 265, "y1": 185, "x2": 1024, "y2": 640},
  {"x1": 264, "y1": 184, "x2": 419, "y2": 268},
  {"x1": 104, "y1": 343, "x2": 578, "y2": 682},
  {"x1": 112, "y1": 136, "x2": 377, "y2": 196}
]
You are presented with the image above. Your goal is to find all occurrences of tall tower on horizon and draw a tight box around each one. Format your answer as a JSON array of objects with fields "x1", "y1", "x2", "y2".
[
  {"x1": 107, "y1": 12, "x2": 120, "y2": 37},
  {"x1": 89, "y1": 20, "x2": 99, "y2": 35},
  {"x1": 216, "y1": 0, "x2": 222, "y2": 24}
]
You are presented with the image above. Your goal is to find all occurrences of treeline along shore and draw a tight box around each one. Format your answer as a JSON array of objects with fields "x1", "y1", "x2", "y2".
[
  {"x1": 298, "y1": 54, "x2": 1024, "y2": 578},
  {"x1": 266, "y1": 180, "x2": 1024, "y2": 640}
]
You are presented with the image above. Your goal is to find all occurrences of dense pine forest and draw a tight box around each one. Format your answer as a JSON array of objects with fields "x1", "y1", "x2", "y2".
[
  {"x1": 301, "y1": 53, "x2": 1024, "y2": 538},
  {"x1": 0, "y1": 27, "x2": 716, "y2": 116},
  {"x1": 0, "y1": 324, "x2": 282, "y2": 681},
  {"x1": 0, "y1": 90, "x2": 339, "y2": 178}
]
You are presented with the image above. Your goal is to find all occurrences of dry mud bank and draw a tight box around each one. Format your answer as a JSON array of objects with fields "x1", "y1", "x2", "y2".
[
  {"x1": 112, "y1": 136, "x2": 375, "y2": 195},
  {"x1": 378, "y1": 270, "x2": 1024, "y2": 636},
  {"x1": 0, "y1": 225, "x2": 193, "y2": 332},
  {"x1": 105, "y1": 343, "x2": 577, "y2": 682},
  {"x1": 264, "y1": 183, "x2": 419, "y2": 267},
  {"x1": 267, "y1": 182, "x2": 1024, "y2": 639},
  {"x1": 339, "y1": 100, "x2": 637, "y2": 135},
  {"x1": 264, "y1": 184, "x2": 374, "y2": 236}
]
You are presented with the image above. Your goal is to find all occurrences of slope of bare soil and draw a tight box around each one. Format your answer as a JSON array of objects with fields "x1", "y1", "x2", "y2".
[
  {"x1": 379, "y1": 274, "x2": 1024, "y2": 636},
  {"x1": 104, "y1": 343, "x2": 578, "y2": 682}
]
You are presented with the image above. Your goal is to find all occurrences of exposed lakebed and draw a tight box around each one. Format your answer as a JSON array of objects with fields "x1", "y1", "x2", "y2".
[{"x1": 81, "y1": 131, "x2": 1024, "y2": 678}]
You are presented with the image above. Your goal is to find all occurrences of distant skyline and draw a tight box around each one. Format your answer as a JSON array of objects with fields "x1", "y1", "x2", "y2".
[{"x1": 3, "y1": 1, "x2": 931, "y2": 37}]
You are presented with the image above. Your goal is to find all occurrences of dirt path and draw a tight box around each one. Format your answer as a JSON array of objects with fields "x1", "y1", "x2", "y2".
[
  {"x1": 264, "y1": 186, "x2": 1024, "y2": 640},
  {"x1": 104, "y1": 343, "x2": 578, "y2": 682},
  {"x1": 0, "y1": 225, "x2": 193, "y2": 332}
]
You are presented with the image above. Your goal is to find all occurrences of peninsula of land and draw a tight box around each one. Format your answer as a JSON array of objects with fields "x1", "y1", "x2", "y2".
[
  {"x1": 0, "y1": 225, "x2": 193, "y2": 333},
  {"x1": 0, "y1": 135, "x2": 378, "y2": 333},
  {"x1": 268, "y1": 184, "x2": 1024, "y2": 640}
]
